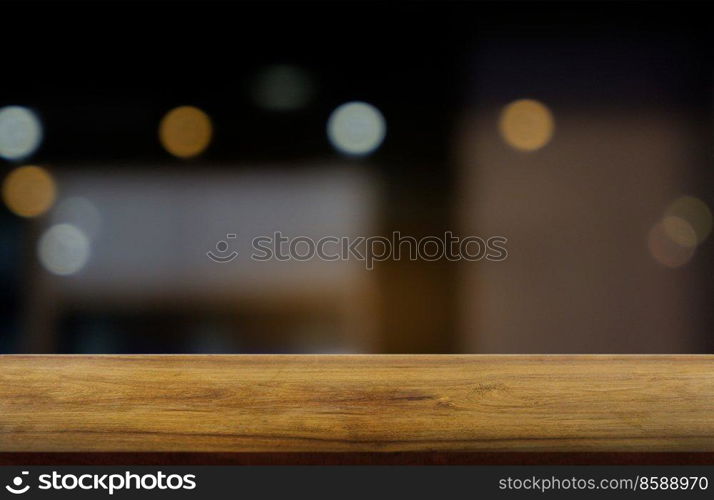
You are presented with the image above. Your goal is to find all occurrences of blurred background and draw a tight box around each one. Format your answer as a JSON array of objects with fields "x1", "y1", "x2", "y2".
[{"x1": 0, "y1": 1, "x2": 712, "y2": 354}]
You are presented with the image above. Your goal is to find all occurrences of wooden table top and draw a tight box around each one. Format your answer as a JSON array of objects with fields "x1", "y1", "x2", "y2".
[{"x1": 1, "y1": 355, "x2": 713, "y2": 454}]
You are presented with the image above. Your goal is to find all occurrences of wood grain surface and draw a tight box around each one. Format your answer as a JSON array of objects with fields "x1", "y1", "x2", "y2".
[{"x1": 1, "y1": 355, "x2": 713, "y2": 453}]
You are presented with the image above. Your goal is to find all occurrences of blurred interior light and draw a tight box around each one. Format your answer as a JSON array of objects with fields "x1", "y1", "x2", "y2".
[
  {"x1": 498, "y1": 99, "x2": 554, "y2": 152},
  {"x1": 662, "y1": 215, "x2": 697, "y2": 248},
  {"x1": 2, "y1": 165, "x2": 57, "y2": 218},
  {"x1": 664, "y1": 195, "x2": 712, "y2": 246},
  {"x1": 38, "y1": 223, "x2": 91, "y2": 276},
  {"x1": 327, "y1": 101, "x2": 386, "y2": 156},
  {"x1": 0, "y1": 106, "x2": 43, "y2": 160},
  {"x1": 252, "y1": 64, "x2": 314, "y2": 111},
  {"x1": 52, "y1": 196, "x2": 102, "y2": 238},
  {"x1": 159, "y1": 105, "x2": 213, "y2": 158},
  {"x1": 648, "y1": 221, "x2": 695, "y2": 268}
]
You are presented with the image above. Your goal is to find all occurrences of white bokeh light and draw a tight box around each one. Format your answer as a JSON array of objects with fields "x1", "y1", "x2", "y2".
[
  {"x1": 52, "y1": 196, "x2": 102, "y2": 238},
  {"x1": 38, "y1": 223, "x2": 91, "y2": 276},
  {"x1": 0, "y1": 106, "x2": 43, "y2": 160},
  {"x1": 327, "y1": 101, "x2": 386, "y2": 156}
]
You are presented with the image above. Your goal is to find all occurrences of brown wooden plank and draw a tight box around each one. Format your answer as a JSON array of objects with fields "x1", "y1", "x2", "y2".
[{"x1": 1, "y1": 355, "x2": 713, "y2": 453}]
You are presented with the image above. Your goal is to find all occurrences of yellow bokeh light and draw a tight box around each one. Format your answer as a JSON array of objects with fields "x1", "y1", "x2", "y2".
[
  {"x1": 2, "y1": 165, "x2": 57, "y2": 218},
  {"x1": 159, "y1": 106, "x2": 213, "y2": 158},
  {"x1": 498, "y1": 99, "x2": 554, "y2": 152},
  {"x1": 664, "y1": 195, "x2": 712, "y2": 246},
  {"x1": 662, "y1": 215, "x2": 697, "y2": 248}
]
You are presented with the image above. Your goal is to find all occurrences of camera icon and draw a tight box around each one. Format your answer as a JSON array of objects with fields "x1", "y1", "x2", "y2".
[
  {"x1": 5, "y1": 471, "x2": 30, "y2": 495},
  {"x1": 207, "y1": 233, "x2": 238, "y2": 263}
]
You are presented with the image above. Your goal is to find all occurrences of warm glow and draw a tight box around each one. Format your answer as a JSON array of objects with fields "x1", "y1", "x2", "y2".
[
  {"x1": 159, "y1": 106, "x2": 213, "y2": 158},
  {"x1": 662, "y1": 216, "x2": 697, "y2": 248},
  {"x1": 498, "y1": 99, "x2": 554, "y2": 152},
  {"x1": 2, "y1": 165, "x2": 57, "y2": 218},
  {"x1": 664, "y1": 195, "x2": 712, "y2": 246},
  {"x1": 648, "y1": 221, "x2": 695, "y2": 269}
]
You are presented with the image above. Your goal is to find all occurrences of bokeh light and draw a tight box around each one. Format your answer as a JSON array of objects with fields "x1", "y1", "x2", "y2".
[
  {"x1": 663, "y1": 195, "x2": 712, "y2": 246},
  {"x1": 648, "y1": 221, "x2": 695, "y2": 268},
  {"x1": 52, "y1": 196, "x2": 102, "y2": 238},
  {"x1": 498, "y1": 99, "x2": 554, "y2": 152},
  {"x1": 2, "y1": 165, "x2": 57, "y2": 218},
  {"x1": 252, "y1": 65, "x2": 314, "y2": 111},
  {"x1": 0, "y1": 106, "x2": 43, "y2": 160},
  {"x1": 38, "y1": 223, "x2": 91, "y2": 276},
  {"x1": 327, "y1": 101, "x2": 386, "y2": 156},
  {"x1": 159, "y1": 106, "x2": 213, "y2": 158},
  {"x1": 662, "y1": 216, "x2": 697, "y2": 248}
]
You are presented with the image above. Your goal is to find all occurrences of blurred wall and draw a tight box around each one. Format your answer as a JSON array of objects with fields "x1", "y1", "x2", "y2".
[{"x1": 457, "y1": 39, "x2": 710, "y2": 353}]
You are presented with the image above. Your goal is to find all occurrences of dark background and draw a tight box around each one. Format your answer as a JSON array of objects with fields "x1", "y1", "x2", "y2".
[{"x1": 1, "y1": 1, "x2": 712, "y2": 353}]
